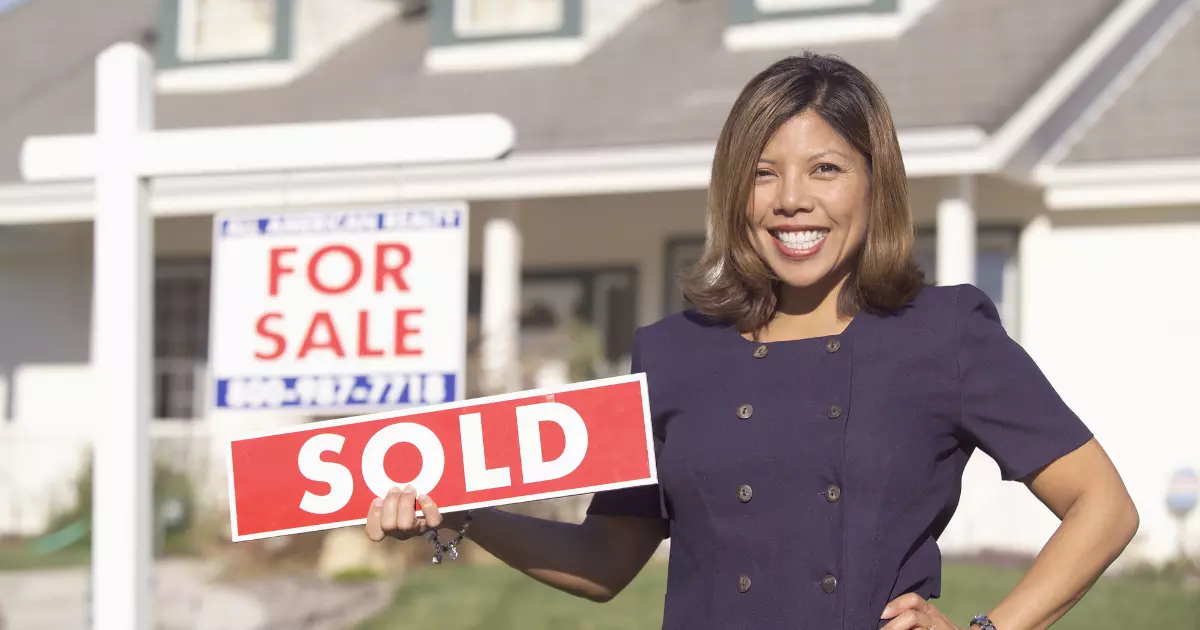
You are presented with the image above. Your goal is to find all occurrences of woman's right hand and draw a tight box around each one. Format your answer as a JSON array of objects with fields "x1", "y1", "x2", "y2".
[
  {"x1": 364, "y1": 484, "x2": 455, "y2": 542},
  {"x1": 364, "y1": 485, "x2": 666, "y2": 603}
]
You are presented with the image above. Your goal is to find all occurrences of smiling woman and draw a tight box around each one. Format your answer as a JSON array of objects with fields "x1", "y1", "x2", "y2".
[
  {"x1": 682, "y1": 54, "x2": 922, "y2": 338},
  {"x1": 363, "y1": 52, "x2": 1139, "y2": 630}
]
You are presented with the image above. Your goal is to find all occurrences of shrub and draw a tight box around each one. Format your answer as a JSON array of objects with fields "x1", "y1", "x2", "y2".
[{"x1": 41, "y1": 451, "x2": 198, "y2": 556}]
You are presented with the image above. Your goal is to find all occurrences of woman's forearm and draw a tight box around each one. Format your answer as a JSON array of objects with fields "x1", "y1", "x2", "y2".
[
  {"x1": 984, "y1": 489, "x2": 1139, "y2": 630},
  {"x1": 447, "y1": 508, "x2": 667, "y2": 603}
]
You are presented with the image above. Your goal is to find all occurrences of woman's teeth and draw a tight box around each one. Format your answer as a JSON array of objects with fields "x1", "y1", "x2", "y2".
[{"x1": 775, "y1": 230, "x2": 827, "y2": 249}]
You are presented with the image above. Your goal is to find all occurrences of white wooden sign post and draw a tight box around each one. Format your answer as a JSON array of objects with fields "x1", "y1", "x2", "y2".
[
  {"x1": 19, "y1": 42, "x2": 513, "y2": 630},
  {"x1": 90, "y1": 42, "x2": 154, "y2": 630}
]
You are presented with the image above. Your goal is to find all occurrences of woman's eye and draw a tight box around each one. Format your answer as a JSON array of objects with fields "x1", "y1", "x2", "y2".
[
  {"x1": 814, "y1": 163, "x2": 841, "y2": 174},
  {"x1": 755, "y1": 169, "x2": 773, "y2": 178}
]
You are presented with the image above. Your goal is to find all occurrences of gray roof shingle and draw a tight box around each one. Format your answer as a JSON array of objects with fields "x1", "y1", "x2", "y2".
[
  {"x1": 0, "y1": 0, "x2": 1121, "y2": 183},
  {"x1": 0, "y1": 0, "x2": 157, "y2": 184},
  {"x1": 1061, "y1": 10, "x2": 1200, "y2": 164}
]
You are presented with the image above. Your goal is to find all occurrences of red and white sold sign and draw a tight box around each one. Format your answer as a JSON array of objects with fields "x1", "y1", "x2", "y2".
[{"x1": 226, "y1": 374, "x2": 655, "y2": 541}]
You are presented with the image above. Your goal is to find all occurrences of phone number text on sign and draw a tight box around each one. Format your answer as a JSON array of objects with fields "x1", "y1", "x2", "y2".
[{"x1": 215, "y1": 373, "x2": 457, "y2": 410}]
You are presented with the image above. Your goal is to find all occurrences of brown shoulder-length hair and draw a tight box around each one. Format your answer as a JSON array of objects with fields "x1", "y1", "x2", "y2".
[{"x1": 681, "y1": 52, "x2": 924, "y2": 334}]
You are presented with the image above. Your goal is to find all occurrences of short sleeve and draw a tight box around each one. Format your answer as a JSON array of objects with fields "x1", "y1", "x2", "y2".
[
  {"x1": 955, "y1": 285, "x2": 1094, "y2": 481},
  {"x1": 586, "y1": 328, "x2": 669, "y2": 523}
]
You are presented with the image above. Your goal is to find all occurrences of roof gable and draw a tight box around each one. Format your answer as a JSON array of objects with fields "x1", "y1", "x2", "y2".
[{"x1": 1060, "y1": 7, "x2": 1199, "y2": 164}]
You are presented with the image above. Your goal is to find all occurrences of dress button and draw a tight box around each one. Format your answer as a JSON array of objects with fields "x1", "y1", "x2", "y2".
[
  {"x1": 826, "y1": 404, "x2": 843, "y2": 419},
  {"x1": 737, "y1": 404, "x2": 754, "y2": 419},
  {"x1": 821, "y1": 574, "x2": 838, "y2": 594},
  {"x1": 825, "y1": 485, "x2": 842, "y2": 502},
  {"x1": 738, "y1": 575, "x2": 752, "y2": 593},
  {"x1": 825, "y1": 338, "x2": 841, "y2": 354},
  {"x1": 753, "y1": 344, "x2": 769, "y2": 359},
  {"x1": 737, "y1": 484, "x2": 753, "y2": 503}
]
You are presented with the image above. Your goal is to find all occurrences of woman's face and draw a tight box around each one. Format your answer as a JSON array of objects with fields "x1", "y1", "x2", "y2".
[{"x1": 749, "y1": 110, "x2": 870, "y2": 291}]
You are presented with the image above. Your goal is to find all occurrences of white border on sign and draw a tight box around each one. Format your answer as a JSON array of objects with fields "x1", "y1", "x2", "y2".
[
  {"x1": 206, "y1": 201, "x2": 471, "y2": 416},
  {"x1": 227, "y1": 371, "x2": 657, "y2": 541}
]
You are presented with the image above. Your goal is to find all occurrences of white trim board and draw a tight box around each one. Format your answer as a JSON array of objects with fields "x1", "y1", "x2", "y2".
[
  {"x1": 1037, "y1": 158, "x2": 1200, "y2": 186},
  {"x1": 1038, "y1": 159, "x2": 1200, "y2": 210},
  {"x1": 0, "y1": 126, "x2": 985, "y2": 224},
  {"x1": 1045, "y1": 180, "x2": 1200, "y2": 210},
  {"x1": 724, "y1": 0, "x2": 941, "y2": 50}
]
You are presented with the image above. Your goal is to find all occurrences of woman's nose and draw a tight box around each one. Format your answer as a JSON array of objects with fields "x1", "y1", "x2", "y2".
[{"x1": 775, "y1": 173, "x2": 814, "y2": 216}]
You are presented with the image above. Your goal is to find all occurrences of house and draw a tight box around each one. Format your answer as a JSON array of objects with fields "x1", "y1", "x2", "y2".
[{"x1": 0, "y1": 0, "x2": 1197, "y2": 567}]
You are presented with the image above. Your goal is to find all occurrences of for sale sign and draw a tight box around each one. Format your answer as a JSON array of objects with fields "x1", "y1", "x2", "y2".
[
  {"x1": 209, "y1": 203, "x2": 467, "y2": 413},
  {"x1": 226, "y1": 374, "x2": 655, "y2": 541}
]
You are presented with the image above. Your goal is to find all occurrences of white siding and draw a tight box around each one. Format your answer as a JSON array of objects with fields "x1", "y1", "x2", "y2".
[
  {"x1": 0, "y1": 223, "x2": 93, "y2": 421},
  {"x1": 942, "y1": 214, "x2": 1200, "y2": 567},
  {"x1": 0, "y1": 223, "x2": 94, "y2": 534}
]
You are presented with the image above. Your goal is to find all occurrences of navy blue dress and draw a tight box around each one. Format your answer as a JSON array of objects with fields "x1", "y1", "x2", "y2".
[{"x1": 587, "y1": 284, "x2": 1093, "y2": 629}]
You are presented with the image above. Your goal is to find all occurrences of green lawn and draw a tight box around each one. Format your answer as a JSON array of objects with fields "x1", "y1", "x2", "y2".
[
  {"x1": 0, "y1": 543, "x2": 92, "y2": 571},
  {"x1": 357, "y1": 561, "x2": 1200, "y2": 630},
  {"x1": 0, "y1": 532, "x2": 195, "y2": 572}
]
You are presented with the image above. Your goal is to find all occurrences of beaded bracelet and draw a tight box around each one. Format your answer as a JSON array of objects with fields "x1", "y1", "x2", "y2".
[
  {"x1": 426, "y1": 509, "x2": 474, "y2": 564},
  {"x1": 970, "y1": 614, "x2": 998, "y2": 630}
]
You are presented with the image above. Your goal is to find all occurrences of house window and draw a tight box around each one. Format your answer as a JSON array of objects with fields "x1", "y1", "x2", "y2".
[
  {"x1": 663, "y1": 237, "x2": 706, "y2": 316},
  {"x1": 756, "y1": 0, "x2": 875, "y2": 12},
  {"x1": 466, "y1": 267, "x2": 638, "y2": 394},
  {"x1": 454, "y1": 0, "x2": 565, "y2": 38},
  {"x1": 154, "y1": 259, "x2": 211, "y2": 419},
  {"x1": 916, "y1": 230, "x2": 1020, "y2": 332},
  {"x1": 177, "y1": 0, "x2": 278, "y2": 62}
]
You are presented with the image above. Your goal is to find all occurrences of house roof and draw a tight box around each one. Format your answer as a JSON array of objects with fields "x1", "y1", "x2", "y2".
[
  {"x1": 0, "y1": 0, "x2": 1122, "y2": 183},
  {"x1": 1060, "y1": 8, "x2": 1200, "y2": 164},
  {"x1": 0, "y1": 0, "x2": 158, "y2": 183}
]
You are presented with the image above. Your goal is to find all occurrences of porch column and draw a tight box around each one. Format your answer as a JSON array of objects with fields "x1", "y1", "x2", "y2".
[
  {"x1": 480, "y1": 204, "x2": 522, "y2": 395},
  {"x1": 936, "y1": 176, "x2": 977, "y2": 287},
  {"x1": 1016, "y1": 215, "x2": 1051, "y2": 344}
]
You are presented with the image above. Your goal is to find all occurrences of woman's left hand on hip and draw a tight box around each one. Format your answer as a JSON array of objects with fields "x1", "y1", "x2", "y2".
[{"x1": 880, "y1": 593, "x2": 962, "y2": 630}]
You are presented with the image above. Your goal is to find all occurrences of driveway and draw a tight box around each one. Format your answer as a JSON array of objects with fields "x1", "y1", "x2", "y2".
[{"x1": 0, "y1": 559, "x2": 394, "y2": 630}]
